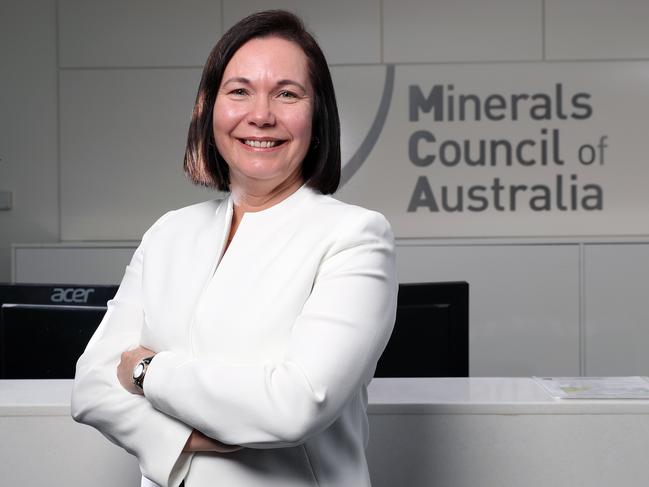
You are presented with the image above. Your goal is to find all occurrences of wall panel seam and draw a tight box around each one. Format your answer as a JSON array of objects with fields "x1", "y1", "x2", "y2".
[
  {"x1": 56, "y1": 59, "x2": 649, "y2": 71},
  {"x1": 396, "y1": 239, "x2": 649, "y2": 247},
  {"x1": 579, "y1": 242, "x2": 586, "y2": 376},
  {"x1": 379, "y1": 0, "x2": 384, "y2": 64},
  {"x1": 55, "y1": 0, "x2": 62, "y2": 246},
  {"x1": 59, "y1": 65, "x2": 204, "y2": 71},
  {"x1": 220, "y1": 0, "x2": 224, "y2": 40},
  {"x1": 541, "y1": 0, "x2": 546, "y2": 61}
]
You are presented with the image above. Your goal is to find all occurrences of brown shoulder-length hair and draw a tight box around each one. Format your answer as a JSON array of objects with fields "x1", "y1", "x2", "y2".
[{"x1": 183, "y1": 10, "x2": 341, "y2": 194}]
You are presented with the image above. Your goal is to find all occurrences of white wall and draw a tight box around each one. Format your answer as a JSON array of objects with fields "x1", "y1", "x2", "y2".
[
  {"x1": 0, "y1": 1, "x2": 59, "y2": 281},
  {"x1": 4, "y1": 0, "x2": 649, "y2": 376}
]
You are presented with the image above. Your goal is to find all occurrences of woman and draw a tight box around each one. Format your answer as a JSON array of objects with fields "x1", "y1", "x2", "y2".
[{"x1": 72, "y1": 10, "x2": 397, "y2": 487}]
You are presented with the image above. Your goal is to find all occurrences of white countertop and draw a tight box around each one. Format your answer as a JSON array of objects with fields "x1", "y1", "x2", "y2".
[
  {"x1": 0, "y1": 379, "x2": 73, "y2": 415},
  {"x1": 368, "y1": 377, "x2": 649, "y2": 414},
  {"x1": 3, "y1": 378, "x2": 649, "y2": 416}
]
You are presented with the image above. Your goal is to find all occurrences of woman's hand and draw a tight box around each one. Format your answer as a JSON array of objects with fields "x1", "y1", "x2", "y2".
[
  {"x1": 117, "y1": 351, "x2": 242, "y2": 453},
  {"x1": 183, "y1": 429, "x2": 243, "y2": 453},
  {"x1": 117, "y1": 346, "x2": 156, "y2": 395}
]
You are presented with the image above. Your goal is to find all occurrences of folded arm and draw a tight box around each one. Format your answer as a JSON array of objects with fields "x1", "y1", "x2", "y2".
[{"x1": 71, "y1": 230, "x2": 194, "y2": 487}]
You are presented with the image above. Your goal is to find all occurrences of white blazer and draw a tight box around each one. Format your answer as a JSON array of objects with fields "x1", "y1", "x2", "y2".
[{"x1": 71, "y1": 185, "x2": 397, "y2": 487}]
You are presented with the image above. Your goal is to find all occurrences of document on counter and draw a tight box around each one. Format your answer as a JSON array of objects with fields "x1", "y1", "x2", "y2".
[{"x1": 533, "y1": 376, "x2": 649, "y2": 399}]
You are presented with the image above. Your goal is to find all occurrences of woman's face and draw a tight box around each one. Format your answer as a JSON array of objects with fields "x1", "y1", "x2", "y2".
[{"x1": 213, "y1": 36, "x2": 313, "y2": 191}]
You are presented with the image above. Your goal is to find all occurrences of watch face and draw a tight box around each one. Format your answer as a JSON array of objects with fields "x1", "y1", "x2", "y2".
[{"x1": 133, "y1": 363, "x2": 145, "y2": 379}]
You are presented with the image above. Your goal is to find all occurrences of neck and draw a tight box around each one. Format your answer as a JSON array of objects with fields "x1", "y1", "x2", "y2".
[{"x1": 230, "y1": 174, "x2": 304, "y2": 217}]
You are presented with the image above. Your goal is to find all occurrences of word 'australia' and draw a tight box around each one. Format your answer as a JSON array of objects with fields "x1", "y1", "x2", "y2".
[{"x1": 408, "y1": 174, "x2": 603, "y2": 212}]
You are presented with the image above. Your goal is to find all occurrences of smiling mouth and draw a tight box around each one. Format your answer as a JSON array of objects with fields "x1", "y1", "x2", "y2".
[{"x1": 240, "y1": 139, "x2": 286, "y2": 149}]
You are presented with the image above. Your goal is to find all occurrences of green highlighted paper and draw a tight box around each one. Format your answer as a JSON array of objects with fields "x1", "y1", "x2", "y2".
[{"x1": 533, "y1": 376, "x2": 649, "y2": 399}]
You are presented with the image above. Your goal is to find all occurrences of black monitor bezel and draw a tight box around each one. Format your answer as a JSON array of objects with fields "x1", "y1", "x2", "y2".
[{"x1": 375, "y1": 281, "x2": 469, "y2": 378}]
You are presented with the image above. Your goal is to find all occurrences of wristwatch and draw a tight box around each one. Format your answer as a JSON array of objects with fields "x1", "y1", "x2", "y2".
[{"x1": 132, "y1": 356, "x2": 154, "y2": 391}]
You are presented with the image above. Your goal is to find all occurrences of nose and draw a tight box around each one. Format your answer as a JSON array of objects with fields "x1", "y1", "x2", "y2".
[{"x1": 248, "y1": 95, "x2": 276, "y2": 127}]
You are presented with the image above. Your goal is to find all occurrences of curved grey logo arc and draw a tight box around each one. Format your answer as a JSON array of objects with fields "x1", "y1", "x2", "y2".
[{"x1": 340, "y1": 64, "x2": 395, "y2": 187}]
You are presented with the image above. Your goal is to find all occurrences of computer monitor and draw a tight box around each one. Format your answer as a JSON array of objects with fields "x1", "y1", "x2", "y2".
[
  {"x1": 375, "y1": 281, "x2": 469, "y2": 377},
  {"x1": 0, "y1": 283, "x2": 118, "y2": 379},
  {"x1": 1, "y1": 281, "x2": 469, "y2": 379}
]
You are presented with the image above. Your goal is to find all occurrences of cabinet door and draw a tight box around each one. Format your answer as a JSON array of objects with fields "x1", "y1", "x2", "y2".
[
  {"x1": 585, "y1": 243, "x2": 649, "y2": 375},
  {"x1": 396, "y1": 244, "x2": 580, "y2": 376}
]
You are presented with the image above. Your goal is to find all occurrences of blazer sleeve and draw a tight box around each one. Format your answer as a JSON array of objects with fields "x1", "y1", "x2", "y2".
[
  {"x1": 142, "y1": 210, "x2": 398, "y2": 448},
  {"x1": 71, "y1": 218, "x2": 193, "y2": 487}
]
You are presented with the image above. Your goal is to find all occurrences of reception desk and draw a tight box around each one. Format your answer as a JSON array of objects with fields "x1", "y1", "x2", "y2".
[{"x1": 2, "y1": 378, "x2": 648, "y2": 486}]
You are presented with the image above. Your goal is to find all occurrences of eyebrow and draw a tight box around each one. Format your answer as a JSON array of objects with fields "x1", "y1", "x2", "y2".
[
  {"x1": 222, "y1": 77, "x2": 307, "y2": 93},
  {"x1": 277, "y1": 79, "x2": 307, "y2": 92}
]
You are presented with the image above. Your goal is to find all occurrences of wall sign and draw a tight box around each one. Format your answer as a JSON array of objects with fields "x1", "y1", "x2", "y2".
[{"x1": 335, "y1": 62, "x2": 649, "y2": 237}]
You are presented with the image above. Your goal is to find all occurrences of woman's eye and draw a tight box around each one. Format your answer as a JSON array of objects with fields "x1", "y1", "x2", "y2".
[
  {"x1": 278, "y1": 90, "x2": 297, "y2": 99},
  {"x1": 229, "y1": 88, "x2": 247, "y2": 96}
]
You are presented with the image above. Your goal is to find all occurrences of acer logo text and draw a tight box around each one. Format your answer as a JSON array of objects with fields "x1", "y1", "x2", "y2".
[{"x1": 50, "y1": 287, "x2": 95, "y2": 304}]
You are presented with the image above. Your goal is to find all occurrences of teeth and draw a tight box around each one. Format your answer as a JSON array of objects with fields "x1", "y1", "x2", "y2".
[{"x1": 244, "y1": 140, "x2": 278, "y2": 148}]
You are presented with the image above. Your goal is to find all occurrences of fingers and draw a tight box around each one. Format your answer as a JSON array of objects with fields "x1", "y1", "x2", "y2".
[
  {"x1": 184, "y1": 430, "x2": 243, "y2": 453},
  {"x1": 117, "y1": 348, "x2": 154, "y2": 395}
]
